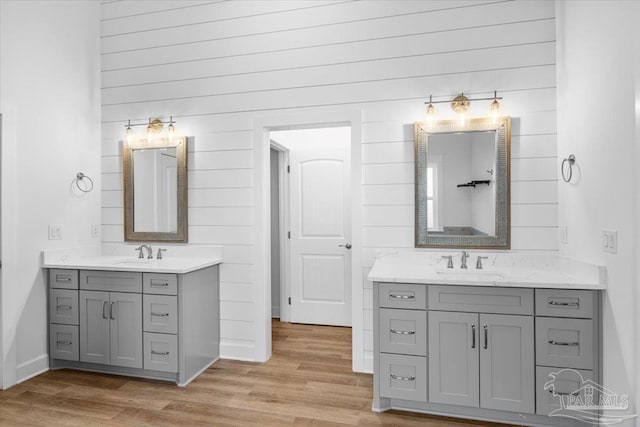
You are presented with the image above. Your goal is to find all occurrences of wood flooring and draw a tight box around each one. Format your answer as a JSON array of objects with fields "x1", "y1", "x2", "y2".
[{"x1": 0, "y1": 320, "x2": 510, "y2": 426}]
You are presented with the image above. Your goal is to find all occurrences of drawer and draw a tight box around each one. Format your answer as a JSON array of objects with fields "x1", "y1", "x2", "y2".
[
  {"x1": 378, "y1": 283, "x2": 426, "y2": 310},
  {"x1": 144, "y1": 332, "x2": 178, "y2": 373},
  {"x1": 379, "y1": 309, "x2": 427, "y2": 356},
  {"x1": 428, "y1": 285, "x2": 533, "y2": 315},
  {"x1": 536, "y1": 366, "x2": 594, "y2": 415},
  {"x1": 50, "y1": 324, "x2": 79, "y2": 361},
  {"x1": 49, "y1": 269, "x2": 78, "y2": 289},
  {"x1": 379, "y1": 353, "x2": 427, "y2": 402},
  {"x1": 80, "y1": 270, "x2": 142, "y2": 293},
  {"x1": 535, "y1": 289, "x2": 595, "y2": 318},
  {"x1": 536, "y1": 317, "x2": 594, "y2": 369},
  {"x1": 143, "y1": 273, "x2": 178, "y2": 295},
  {"x1": 144, "y1": 295, "x2": 178, "y2": 334},
  {"x1": 49, "y1": 289, "x2": 79, "y2": 325}
]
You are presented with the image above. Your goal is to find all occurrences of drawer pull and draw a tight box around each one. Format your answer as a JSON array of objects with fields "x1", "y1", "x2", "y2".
[
  {"x1": 389, "y1": 294, "x2": 414, "y2": 300},
  {"x1": 151, "y1": 350, "x2": 170, "y2": 356},
  {"x1": 483, "y1": 324, "x2": 488, "y2": 349},
  {"x1": 56, "y1": 340, "x2": 72, "y2": 346},
  {"x1": 548, "y1": 340, "x2": 579, "y2": 347},
  {"x1": 56, "y1": 276, "x2": 72, "y2": 282},
  {"x1": 390, "y1": 329, "x2": 415, "y2": 335},
  {"x1": 471, "y1": 324, "x2": 476, "y2": 349},
  {"x1": 151, "y1": 312, "x2": 170, "y2": 317},
  {"x1": 151, "y1": 281, "x2": 169, "y2": 287},
  {"x1": 549, "y1": 301, "x2": 579, "y2": 307},
  {"x1": 56, "y1": 305, "x2": 73, "y2": 310},
  {"x1": 102, "y1": 301, "x2": 108, "y2": 319},
  {"x1": 390, "y1": 374, "x2": 415, "y2": 381},
  {"x1": 549, "y1": 389, "x2": 579, "y2": 397}
]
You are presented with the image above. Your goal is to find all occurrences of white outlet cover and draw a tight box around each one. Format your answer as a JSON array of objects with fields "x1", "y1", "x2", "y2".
[{"x1": 603, "y1": 230, "x2": 617, "y2": 254}]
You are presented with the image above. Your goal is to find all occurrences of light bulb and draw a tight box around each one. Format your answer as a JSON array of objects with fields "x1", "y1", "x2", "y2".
[
  {"x1": 124, "y1": 120, "x2": 134, "y2": 144},
  {"x1": 425, "y1": 103, "x2": 436, "y2": 127},
  {"x1": 167, "y1": 122, "x2": 176, "y2": 141},
  {"x1": 458, "y1": 111, "x2": 467, "y2": 126},
  {"x1": 489, "y1": 91, "x2": 502, "y2": 123}
]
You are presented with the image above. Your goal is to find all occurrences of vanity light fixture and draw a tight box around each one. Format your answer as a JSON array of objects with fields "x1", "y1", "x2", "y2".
[
  {"x1": 423, "y1": 91, "x2": 504, "y2": 124},
  {"x1": 123, "y1": 116, "x2": 178, "y2": 143}
]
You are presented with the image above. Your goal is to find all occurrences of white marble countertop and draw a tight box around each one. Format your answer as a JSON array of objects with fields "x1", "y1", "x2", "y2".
[
  {"x1": 42, "y1": 244, "x2": 223, "y2": 274},
  {"x1": 367, "y1": 251, "x2": 607, "y2": 290}
]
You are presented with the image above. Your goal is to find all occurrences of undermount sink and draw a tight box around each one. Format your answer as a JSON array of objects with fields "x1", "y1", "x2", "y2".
[
  {"x1": 115, "y1": 259, "x2": 153, "y2": 265},
  {"x1": 436, "y1": 270, "x2": 504, "y2": 280}
]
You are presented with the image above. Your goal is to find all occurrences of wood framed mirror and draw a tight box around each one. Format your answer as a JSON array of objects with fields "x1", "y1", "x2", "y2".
[
  {"x1": 415, "y1": 117, "x2": 510, "y2": 249},
  {"x1": 123, "y1": 136, "x2": 188, "y2": 242}
]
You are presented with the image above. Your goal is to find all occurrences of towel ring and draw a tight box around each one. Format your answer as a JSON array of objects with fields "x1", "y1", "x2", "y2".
[
  {"x1": 561, "y1": 154, "x2": 576, "y2": 183},
  {"x1": 75, "y1": 172, "x2": 94, "y2": 193}
]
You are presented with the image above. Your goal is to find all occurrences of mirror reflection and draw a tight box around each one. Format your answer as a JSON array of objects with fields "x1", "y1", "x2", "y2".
[
  {"x1": 415, "y1": 117, "x2": 510, "y2": 249},
  {"x1": 133, "y1": 147, "x2": 178, "y2": 233}
]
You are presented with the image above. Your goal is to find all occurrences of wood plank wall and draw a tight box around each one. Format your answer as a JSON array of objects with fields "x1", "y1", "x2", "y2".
[{"x1": 100, "y1": 0, "x2": 558, "y2": 368}]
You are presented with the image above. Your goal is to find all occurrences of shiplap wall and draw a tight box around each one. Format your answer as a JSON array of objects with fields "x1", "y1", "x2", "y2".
[{"x1": 100, "y1": 0, "x2": 557, "y2": 368}]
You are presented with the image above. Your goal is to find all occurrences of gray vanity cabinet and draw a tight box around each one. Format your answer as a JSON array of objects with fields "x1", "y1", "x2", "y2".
[
  {"x1": 79, "y1": 291, "x2": 143, "y2": 368},
  {"x1": 428, "y1": 311, "x2": 534, "y2": 413}
]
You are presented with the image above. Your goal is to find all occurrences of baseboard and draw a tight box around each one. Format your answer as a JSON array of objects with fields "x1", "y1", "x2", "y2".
[
  {"x1": 220, "y1": 340, "x2": 259, "y2": 361},
  {"x1": 272, "y1": 305, "x2": 280, "y2": 318},
  {"x1": 362, "y1": 353, "x2": 374, "y2": 374},
  {"x1": 16, "y1": 354, "x2": 49, "y2": 384}
]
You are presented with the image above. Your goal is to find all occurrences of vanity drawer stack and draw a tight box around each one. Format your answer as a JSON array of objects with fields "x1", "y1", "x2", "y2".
[
  {"x1": 534, "y1": 289, "x2": 600, "y2": 415},
  {"x1": 143, "y1": 273, "x2": 178, "y2": 373},
  {"x1": 49, "y1": 269, "x2": 80, "y2": 361},
  {"x1": 377, "y1": 283, "x2": 428, "y2": 402}
]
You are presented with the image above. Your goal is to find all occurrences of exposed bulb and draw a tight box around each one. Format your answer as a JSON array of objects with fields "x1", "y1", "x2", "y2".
[
  {"x1": 489, "y1": 91, "x2": 502, "y2": 123},
  {"x1": 425, "y1": 103, "x2": 437, "y2": 127},
  {"x1": 167, "y1": 121, "x2": 176, "y2": 141},
  {"x1": 457, "y1": 111, "x2": 467, "y2": 126}
]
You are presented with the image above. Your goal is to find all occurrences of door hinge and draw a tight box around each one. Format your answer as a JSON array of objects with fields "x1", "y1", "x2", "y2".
[
  {"x1": 287, "y1": 165, "x2": 290, "y2": 173},
  {"x1": 288, "y1": 297, "x2": 291, "y2": 305},
  {"x1": 287, "y1": 231, "x2": 291, "y2": 239}
]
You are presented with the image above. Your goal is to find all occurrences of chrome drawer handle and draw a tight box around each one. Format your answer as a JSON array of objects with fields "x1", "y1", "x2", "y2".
[
  {"x1": 390, "y1": 374, "x2": 415, "y2": 381},
  {"x1": 549, "y1": 340, "x2": 579, "y2": 346},
  {"x1": 549, "y1": 389, "x2": 579, "y2": 396},
  {"x1": 56, "y1": 277, "x2": 72, "y2": 282},
  {"x1": 151, "y1": 282, "x2": 169, "y2": 287},
  {"x1": 56, "y1": 305, "x2": 73, "y2": 310},
  {"x1": 389, "y1": 294, "x2": 414, "y2": 300},
  {"x1": 151, "y1": 350, "x2": 170, "y2": 356},
  {"x1": 549, "y1": 301, "x2": 579, "y2": 307},
  {"x1": 102, "y1": 301, "x2": 108, "y2": 319},
  {"x1": 56, "y1": 341, "x2": 72, "y2": 346},
  {"x1": 151, "y1": 312, "x2": 170, "y2": 317},
  {"x1": 390, "y1": 329, "x2": 415, "y2": 335}
]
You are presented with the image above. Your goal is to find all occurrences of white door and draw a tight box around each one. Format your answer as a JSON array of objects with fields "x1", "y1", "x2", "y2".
[{"x1": 289, "y1": 148, "x2": 351, "y2": 326}]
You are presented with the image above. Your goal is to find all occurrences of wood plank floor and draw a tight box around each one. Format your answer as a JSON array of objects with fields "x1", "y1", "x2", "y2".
[{"x1": 0, "y1": 321, "x2": 510, "y2": 426}]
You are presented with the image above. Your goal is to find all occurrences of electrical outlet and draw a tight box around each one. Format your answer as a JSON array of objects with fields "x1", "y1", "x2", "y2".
[
  {"x1": 91, "y1": 224, "x2": 99, "y2": 238},
  {"x1": 603, "y1": 230, "x2": 617, "y2": 254},
  {"x1": 48, "y1": 225, "x2": 63, "y2": 240},
  {"x1": 560, "y1": 226, "x2": 568, "y2": 244}
]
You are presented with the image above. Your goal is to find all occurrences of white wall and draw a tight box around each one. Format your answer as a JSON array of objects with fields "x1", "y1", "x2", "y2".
[
  {"x1": 99, "y1": 1, "x2": 558, "y2": 369},
  {"x1": 556, "y1": 1, "x2": 638, "y2": 421},
  {"x1": 270, "y1": 148, "x2": 280, "y2": 318},
  {"x1": 0, "y1": 1, "x2": 101, "y2": 387}
]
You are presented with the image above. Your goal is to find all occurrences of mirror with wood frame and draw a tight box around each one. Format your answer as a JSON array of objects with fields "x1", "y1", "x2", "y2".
[
  {"x1": 415, "y1": 117, "x2": 510, "y2": 249},
  {"x1": 123, "y1": 136, "x2": 188, "y2": 242}
]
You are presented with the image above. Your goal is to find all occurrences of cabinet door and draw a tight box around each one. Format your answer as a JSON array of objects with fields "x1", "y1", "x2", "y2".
[
  {"x1": 109, "y1": 292, "x2": 143, "y2": 368},
  {"x1": 480, "y1": 314, "x2": 534, "y2": 413},
  {"x1": 428, "y1": 311, "x2": 479, "y2": 407},
  {"x1": 79, "y1": 290, "x2": 110, "y2": 364}
]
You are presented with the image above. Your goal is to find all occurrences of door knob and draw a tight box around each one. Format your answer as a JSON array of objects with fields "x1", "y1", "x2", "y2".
[{"x1": 339, "y1": 243, "x2": 352, "y2": 249}]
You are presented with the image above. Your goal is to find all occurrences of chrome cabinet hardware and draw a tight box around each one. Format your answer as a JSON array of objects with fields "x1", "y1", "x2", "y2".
[
  {"x1": 56, "y1": 340, "x2": 73, "y2": 346},
  {"x1": 151, "y1": 281, "x2": 169, "y2": 287},
  {"x1": 476, "y1": 256, "x2": 488, "y2": 269},
  {"x1": 390, "y1": 374, "x2": 415, "y2": 381},
  {"x1": 338, "y1": 243, "x2": 352, "y2": 249},
  {"x1": 483, "y1": 324, "x2": 488, "y2": 349},
  {"x1": 549, "y1": 389, "x2": 579, "y2": 397},
  {"x1": 102, "y1": 301, "x2": 108, "y2": 319},
  {"x1": 441, "y1": 255, "x2": 453, "y2": 269},
  {"x1": 471, "y1": 324, "x2": 476, "y2": 348},
  {"x1": 56, "y1": 276, "x2": 72, "y2": 282},
  {"x1": 548, "y1": 301, "x2": 579, "y2": 307},
  {"x1": 389, "y1": 294, "x2": 414, "y2": 300},
  {"x1": 390, "y1": 329, "x2": 415, "y2": 335},
  {"x1": 110, "y1": 302, "x2": 116, "y2": 320},
  {"x1": 151, "y1": 312, "x2": 170, "y2": 317},
  {"x1": 56, "y1": 305, "x2": 73, "y2": 310},
  {"x1": 151, "y1": 350, "x2": 170, "y2": 356},
  {"x1": 548, "y1": 340, "x2": 579, "y2": 346}
]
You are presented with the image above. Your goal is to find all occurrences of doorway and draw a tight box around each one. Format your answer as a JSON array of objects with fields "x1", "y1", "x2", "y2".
[{"x1": 270, "y1": 127, "x2": 352, "y2": 326}]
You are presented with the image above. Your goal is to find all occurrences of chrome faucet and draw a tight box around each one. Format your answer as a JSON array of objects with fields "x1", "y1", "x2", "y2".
[
  {"x1": 441, "y1": 255, "x2": 454, "y2": 269},
  {"x1": 460, "y1": 251, "x2": 470, "y2": 269},
  {"x1": 476, "y1": 256, "x2": 489, "y2": 270},
  {"x1": 157, "y1": 248, "x2": 166, "y2": 259},
  {"x1": 135, "y1": 244, "x2": 153, "y2": 259}
]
